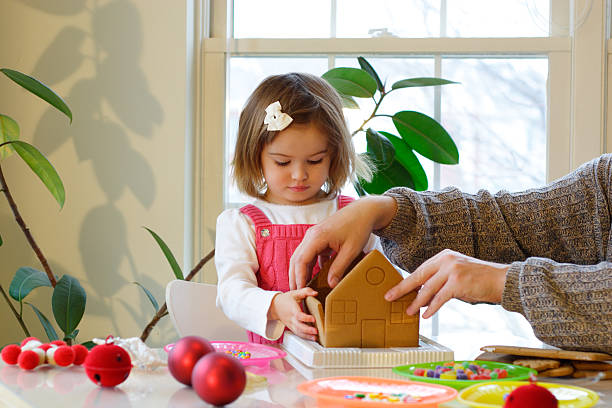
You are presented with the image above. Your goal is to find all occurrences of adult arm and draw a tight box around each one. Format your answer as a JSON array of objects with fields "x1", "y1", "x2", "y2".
[{"x1": 381, "y1": 155, "x2": 612, "y2": 353}]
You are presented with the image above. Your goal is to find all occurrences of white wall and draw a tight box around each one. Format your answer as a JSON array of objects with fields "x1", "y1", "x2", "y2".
[{"x1": 0, "y1": 0, "x2": 188, "y2": 347}]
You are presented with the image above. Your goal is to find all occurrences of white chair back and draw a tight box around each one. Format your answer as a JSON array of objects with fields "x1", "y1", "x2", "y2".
[{"x1": 165, "y1": 280, "x2": 248, "y2": 341}]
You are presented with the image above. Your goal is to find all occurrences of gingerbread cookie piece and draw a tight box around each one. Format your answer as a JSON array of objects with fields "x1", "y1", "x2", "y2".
[
  {"x1": 512, "y1": 358, "x2": 560, "y2": 372},
  {"x1": 538, "y1": 364, "x2": 574, "y2": 377}
]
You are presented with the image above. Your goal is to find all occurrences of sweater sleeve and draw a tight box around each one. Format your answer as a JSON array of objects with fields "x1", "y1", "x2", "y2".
[
  {"x1": 214, "y1": 209, "x2": 284, "y2": 340},
  {"x1": 378, "y1": 154, "x2": 612, "y2": 353}
]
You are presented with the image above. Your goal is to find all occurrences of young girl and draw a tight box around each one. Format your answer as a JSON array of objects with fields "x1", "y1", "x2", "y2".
[{"x1": 215, "y1": 72, "x2": 380, "y2": 344}]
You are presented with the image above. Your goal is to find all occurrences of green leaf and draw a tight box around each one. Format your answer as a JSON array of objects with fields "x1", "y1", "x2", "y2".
[
  {"x1": 81, "y1": 340, "x2": 96, "y2": 350},
  {"x1": 322, "y1": 67, "x2": 377, "y2": 98},
  {"x1": 132, "y1": 281, "x2": 159, "y2": 313},
  {"x1": 392, "y1": 111, "x2": 459, "y2": 165},
  {"x1": 366, "y1": 128, "x2": 395, "y2": 169},
  {"x1": 358, "y1": 57, "x2": 384, "y2": 93},
  {"x1": 25, "y1": 302, "x2": 59, "y2": 341},
  {"x1": 9, "y1": 267, "x2": 52, "y2": 302},
  {"x1": 360, "y1": 157, "x2": 415, "y2": 194},
  {"x1": 339, "y1": 94, "x2": 360, "y2": 109},
  {"x1": 392, "y1": 77, "x2": 458, "y2": 90},
  {"x1": 0, "y1": 114, "x2": 19, "y2": 160},
  {"x1": 379, "y1": 131, "x2": 428, "y2": 191},
  {"x1": 144, "y1": 227, "x2": 184, "y2": 280},
  {"x1": 1, "y1": 68, "x2": 72, "y2": 123},
  {"x1": 52, "y1": 274, "x2": 86, "y2": 337},
  {"x1": 3, "y1": 140, "x2": 65, "y2": 208}
]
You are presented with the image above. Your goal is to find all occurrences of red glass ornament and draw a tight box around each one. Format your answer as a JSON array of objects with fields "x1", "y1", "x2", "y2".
[
  {"x1": 191, "y1": 352, "x2": 246, "y2": 406},
  {"x1": 167, "y1": 336, "x2": 214, "y2": 386},
  {"x1": 84, "y1": 341, "x2": 132, "y2": 387}
]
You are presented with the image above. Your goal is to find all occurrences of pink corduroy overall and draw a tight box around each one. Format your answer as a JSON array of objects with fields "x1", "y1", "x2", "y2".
[{"x1": 239, "y1": 195, "x2": 354, "y2": 345}]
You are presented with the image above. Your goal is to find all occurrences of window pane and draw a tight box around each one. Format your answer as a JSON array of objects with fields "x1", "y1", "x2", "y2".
[
  {"x1": 440, "y1": 58, "x2": 548, "y2": 193},
  {"x1": 227, "y1": 58, "x2": 329, "y2": 205},
  {"x1": 234, "y1": 0, "x2": 556, "y2": 38},
  {"x1": 233, "y1": 0, "x2": 331, "y2": 38},
  {"x1": 446, "y1": 1, "x2": 550, "y2": 37},
  {"x1": 336, "y1": 0, "x2": 441, "y2": 38}
]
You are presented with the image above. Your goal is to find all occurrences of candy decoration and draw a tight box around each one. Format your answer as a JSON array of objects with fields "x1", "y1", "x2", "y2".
[
  {"x1": 191, "y1": 352, "x2": 246, "y2": 406},
  {"x1": 84, "y1": 338, "x2": 132, "y2": 387},
  {"x1": 503, "y1": 383, "x2": 558, "y2": 408},
  {"x1": 1, "y1": 344, "x2": 22, "y2": 365},
  {"x1": 167, "y1": 336, "x2": 214, "y2": 386}
]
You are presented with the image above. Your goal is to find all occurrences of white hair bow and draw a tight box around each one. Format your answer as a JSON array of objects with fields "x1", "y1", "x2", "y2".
[{"x1": 263, "y1": 101, "x2": 293, "y2": 131}]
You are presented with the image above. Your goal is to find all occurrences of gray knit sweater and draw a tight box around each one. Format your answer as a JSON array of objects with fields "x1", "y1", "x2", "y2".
[{"x1": 378, "y1": 154, "x2": 612, "y2": 353}]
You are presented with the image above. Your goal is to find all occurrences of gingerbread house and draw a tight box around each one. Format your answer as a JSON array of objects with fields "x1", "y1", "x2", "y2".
[{"x1": 305, "y1": 249, "x2": 419, "y2": 348}]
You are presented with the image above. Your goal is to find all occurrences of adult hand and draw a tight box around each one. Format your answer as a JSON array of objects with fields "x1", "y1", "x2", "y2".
[
  {"x1": 384, "y1": 249, "x2": 509, "y2": 318},
  {"x1": 289, "y1": 195, "x2": 397, "y2": 290},
  {"x1": 268, "y1": 288, "x2": 318, "y2": 341}
]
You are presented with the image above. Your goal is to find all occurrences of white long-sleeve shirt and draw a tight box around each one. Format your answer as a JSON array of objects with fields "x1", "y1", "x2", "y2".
[{"x1": 215, "y1": 197, "x2": 381, "y2": 340}]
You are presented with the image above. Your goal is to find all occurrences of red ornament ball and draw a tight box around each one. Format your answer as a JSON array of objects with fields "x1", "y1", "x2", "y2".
[
  {"x1": 84, "y1": 343, "x2": 132, "y2": 387},
  {"x1": 1, "y1": 344, "x2": 22, "y2": 365},
  {"x1": 191, "y1": 352, "x2": 246, "y2": 406},
  {"x1": 167, "y1": 336, "x2": 214, "y2": 386},
  {"x1": 72, "y1": 344, "x2": 89, "y2": 365},
  {"x1": 504, "y1": 383, "x2": 558, "y2": 408}
]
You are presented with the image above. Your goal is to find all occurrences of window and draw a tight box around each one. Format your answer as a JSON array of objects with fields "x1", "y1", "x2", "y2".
[{"x1": 200, "y1": 0, "x2": 609, "y2": 348}]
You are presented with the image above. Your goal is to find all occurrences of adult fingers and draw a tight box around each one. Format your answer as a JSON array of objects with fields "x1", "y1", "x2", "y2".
[
  {"x1": 404, "y1": 266, "x2": 448, "y2": 316},
  {"x1": 290, "y1": 230, "x2": 331, "y2": 289},
  {"x1": 421, "y1": 283, "x2": 454, "y2": 319},
  {"x1": 327, "y1": 245, "x2": 361, "y2": 288},
  {"x1": 385, "y1": 252, "x2": 442, "y2": 301}
]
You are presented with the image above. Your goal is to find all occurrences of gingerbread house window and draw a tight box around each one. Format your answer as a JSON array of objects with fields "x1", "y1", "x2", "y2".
[{"x1": 330, "y1": 299, "x2": 357, "y2": 325}]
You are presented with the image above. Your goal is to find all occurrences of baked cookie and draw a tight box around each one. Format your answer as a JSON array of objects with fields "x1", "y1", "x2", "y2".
[
  {"x1": 512, "y1": 358, "x2": 560, "y2": 372},
  {"x1": 572, "y1": 361, "x2": 612, "y2": 371},
  {"x1": 537, "y1": 364, "x2": 574, "y2": 377}
]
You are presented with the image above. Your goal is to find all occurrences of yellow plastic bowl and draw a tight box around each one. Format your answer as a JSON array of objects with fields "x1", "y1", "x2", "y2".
[{"x1": 457, "y1": 380, "x2": 599, "y2": 408}]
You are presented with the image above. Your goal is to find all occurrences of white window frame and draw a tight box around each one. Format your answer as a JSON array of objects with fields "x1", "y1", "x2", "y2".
[{"x1": 189, "y1": 0, "x2": 609, "y2": 281}]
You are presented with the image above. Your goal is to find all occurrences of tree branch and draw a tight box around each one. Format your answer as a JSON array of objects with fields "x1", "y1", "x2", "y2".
[
  {"x1": 0, "y1": 283, "x2": 30, "y2": 337},
  {"x1": 0, "y1": 164, "x2": 56, "y2": 286}
]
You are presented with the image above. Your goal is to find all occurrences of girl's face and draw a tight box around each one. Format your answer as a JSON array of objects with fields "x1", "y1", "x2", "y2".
[{"x1": 261, "y1": 122, "x2": 331, "y2": 205}]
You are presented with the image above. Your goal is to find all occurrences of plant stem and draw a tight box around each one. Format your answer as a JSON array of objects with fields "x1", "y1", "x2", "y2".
[
  {"x1": 0, "y1": 164, "x2": 57, "y2": 287},
  {"x1": 0, "y1": 284, "x2": 30, "y2": 337},
  {"x1": 139, "y1": 248, "x2": 215, "y2": 342},
  {"x1": 351, "y1": 91, "x2": 387, "y2": 137}
]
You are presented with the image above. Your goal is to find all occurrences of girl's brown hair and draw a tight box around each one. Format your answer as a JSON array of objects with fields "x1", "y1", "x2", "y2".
[{"x1": 232, "y1": 72, "x2": 372, "y2": 199}]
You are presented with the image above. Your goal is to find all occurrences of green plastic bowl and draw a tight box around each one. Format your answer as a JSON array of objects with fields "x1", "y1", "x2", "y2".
[{"x1": 393, "y1": 360, "x2": 537, "y2": 390}]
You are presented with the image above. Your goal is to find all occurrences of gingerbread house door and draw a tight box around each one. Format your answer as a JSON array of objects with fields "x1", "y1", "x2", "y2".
[{"x1": 361, "y1": 319, "x2": 385, "y2": 347}]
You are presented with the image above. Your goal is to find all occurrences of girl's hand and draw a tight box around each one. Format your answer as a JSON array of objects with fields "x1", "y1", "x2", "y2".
[
  {"x1": 384, "y1": 249, "x2": 509, "y2": 318},
  {"x1": 269, "y1": 288, "x2": 319, "y2": 341}
]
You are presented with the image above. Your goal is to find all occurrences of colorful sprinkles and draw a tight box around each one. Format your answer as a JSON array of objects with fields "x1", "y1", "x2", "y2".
[
  {"x1": 344, "y1": 392, "x2": 423, "y2": 403},
  {"x1": 224, "y1": 349, "x2": 251, "y2": 360},
  {"x1": 412, "y1": 361, "x2": 508, "y2": 381}
]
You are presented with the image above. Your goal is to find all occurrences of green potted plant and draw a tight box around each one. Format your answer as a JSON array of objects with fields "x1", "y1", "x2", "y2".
[
  {"x1": 322, "y1": 57, "x2": 459, "y2": 193},
  {"x1": 0, "y1": 68, "x2": 86, "y2": 345}
]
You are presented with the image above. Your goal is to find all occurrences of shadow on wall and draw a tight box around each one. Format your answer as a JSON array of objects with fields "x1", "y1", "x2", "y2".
[{"x1": 25, "y1": 0, "x2": 164, "y2": 335}]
